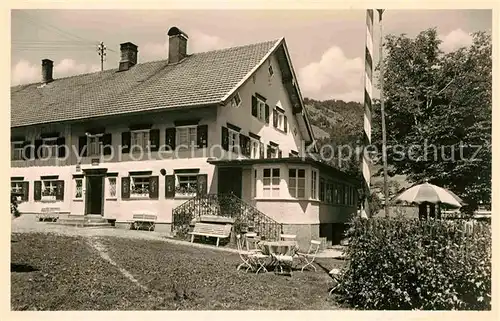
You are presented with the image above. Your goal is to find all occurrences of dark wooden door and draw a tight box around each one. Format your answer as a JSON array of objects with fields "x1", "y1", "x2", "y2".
[
  {"x1": 86, "y1": 176, "x2": 104, "y2": 215},
  {"x1": 217, "y1": 167, "x2": 242, "y2": 198}
]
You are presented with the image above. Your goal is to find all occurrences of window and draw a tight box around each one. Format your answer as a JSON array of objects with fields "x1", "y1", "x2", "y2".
[
  {"x1": 319, "y1": 178, "x2": 325, "y2": 201},
  {"x1": 288, "y1": 168, "x2": 306, "y2": 198},
  {"x1": 131, "y1": 130, "x2": 150, "y2": 151},
  {"x1": 231, "y1": 92, "x2": 241, "y2": 107},
  {"x1": 275, "y1": 109, "x2": 286, "y2": 131},
  {"x1": 11, "y1": 181, "x2": 24, "y2": 201},
  {"x1": 41, "y1": 137, "x2": 58, "y2": 158},
  {"x1": 74, "y1": 178, "x2": 83, "y2": 199},
  {"x1": 268, "y1": 64, "x2": 274, "y2": 77},
  {"x1": 255, "y1": 96, "x2": 266, "y2": 122},
  {"x1": 263, "y1": 168, "x2": 280, "y2": 197},
  {"x1": 253, "y1": 169, "x2": 257, "y2": 198},
  {"x1": 42, "y1": 180, "x2": 58, "y2": 201},
  {"x1": 107, "y1": 177, "x2": 117, "y2": 199},
  {"x1": 87, "y1": 134, "x2": 103, "y2": 156},
  {"x1": 267, "y1": 144, "x2": 278, "y2": 159},
  {"x1": 176, "y1": 174, "x2": 198, "y2": 197},
  {"x1": 250, "y1": 138, "x2": 260, "y2": 159},
  {"x1": 228, "y1": 128, "x2": 240, "y2": 153},
  {"x1": 130, "y1": 176, "x2": 150, "y2": 198},
  {"x1": 176, "y1": 126, "x2": 197, "y2": 147},
  {"x1": 11, "y1": 141, "x2": 24, "y2": 161},
  {"x1": 311, "y1": 170, "x2": 318, "y2": 200},
  {"x1": 325, "y1": 181, "x2": 332, "y2": 203}
]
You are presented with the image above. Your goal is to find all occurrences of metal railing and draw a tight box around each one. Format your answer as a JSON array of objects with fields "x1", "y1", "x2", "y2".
[{"x1": 172, "y1": 193, "x2": 283, "y2": 241}]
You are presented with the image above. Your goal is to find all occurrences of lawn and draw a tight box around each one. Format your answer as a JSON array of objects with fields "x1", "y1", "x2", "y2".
[{"x1": 11, "y1": 232, "x2": 346, "y2": 310}]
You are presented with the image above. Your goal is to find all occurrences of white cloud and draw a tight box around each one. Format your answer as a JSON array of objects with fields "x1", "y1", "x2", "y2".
[
  {"x1": 298, "y1": 46, "x2": 364, "y2": 102},
  {"x1": 439, "y1": 29, "x2": 473, "y2": 53},
  {"x1": 141, "y1": 30, "x2": 231, "y2": 62},
  {"x1": 11, "y1": 59, "x2": 100, "y2": 86}
]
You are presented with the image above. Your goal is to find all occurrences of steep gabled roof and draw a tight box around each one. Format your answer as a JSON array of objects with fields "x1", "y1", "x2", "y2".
[{"x1": 11, "y1": 39, "x2": 279, "y2": 128}]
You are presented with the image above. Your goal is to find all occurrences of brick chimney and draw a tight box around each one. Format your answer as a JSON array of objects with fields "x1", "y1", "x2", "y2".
[
  {"x1": 119, "y1": 42, "x2": 138, "y2": 71},
  {"x1": 167, "y1": 27, "x2": 188, "y2": 64},
  {"x1": 41, "y1": 59, "x2": 53, "y2": 83}
]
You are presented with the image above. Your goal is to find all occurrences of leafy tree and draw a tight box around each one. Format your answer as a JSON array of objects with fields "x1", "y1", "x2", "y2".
[{"x1": 372, "y1": 29, "x2": 491, "y2": 212}]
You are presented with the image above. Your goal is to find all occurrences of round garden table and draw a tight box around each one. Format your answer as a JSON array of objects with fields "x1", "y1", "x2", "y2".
[{"x1": 258, "y1": 241, "x2": 299, "y2": 256}]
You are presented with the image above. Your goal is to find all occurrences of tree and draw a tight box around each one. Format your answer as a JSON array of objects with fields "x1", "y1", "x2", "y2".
[{"x1": 372, "y1": 28, "x2": 491, "y2": 212}]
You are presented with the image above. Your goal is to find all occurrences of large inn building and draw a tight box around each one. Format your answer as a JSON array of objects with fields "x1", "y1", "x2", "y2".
[{"x1": 11, "y1": 27, "x2": 359, "y2": 248}]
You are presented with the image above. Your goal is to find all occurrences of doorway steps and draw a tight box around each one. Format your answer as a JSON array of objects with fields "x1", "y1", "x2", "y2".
[{"x1": 56, "y1": 214, "x2": 114, "y2": 228}]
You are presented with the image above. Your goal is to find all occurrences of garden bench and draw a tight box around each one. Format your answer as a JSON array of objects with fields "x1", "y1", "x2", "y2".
[
  {"x1": 129, "y1": 213, "x2": 157, "y2": 231},
  {"x1": 38, "y1": 207, "x2": 60, "y2": 222},
  {"x1": 188, "y1": 222, "x2": 232, "y2": 247}
]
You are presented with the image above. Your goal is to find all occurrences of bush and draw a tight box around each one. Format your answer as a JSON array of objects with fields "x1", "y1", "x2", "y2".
[
  {"x1": 338, "y1": 216, "x2": 491, "y2": 310},
  {"x1": 11, "y1": 194, "x2": 21, "y2": 218}
]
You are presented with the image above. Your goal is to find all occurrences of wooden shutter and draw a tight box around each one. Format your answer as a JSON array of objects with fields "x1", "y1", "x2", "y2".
[
  {"x1": 265, "y1": 104, "x2": 270, "y2": 124},
  {"x1": 149, "y1": 176, "x2": 159, "y2": 199},
  {"x1": 284, "y1": 115, "x2": 288, "y2": 133},
  {"x1": 273, "y1": 109, "x2": 278, "y2": 127},
  {"x1": 121, "y1": 177, "x2": 130, "y2": 199},
  {"x1": 197, "y1": 124, "x2": 208, "y2": 148},
  {"x1": 165, "y1": 175, "x2": 175, "y2": 198},
  {"x1": 221, "y1": 126, "x2": 229, "y2": 151},
  {"x1": 101, "y1": 133, "x2": 112, "y2": 155},
  {"x1": 78, "y1": 136, "x2": 87, "y2": 157},
  {"x1": 34, "y1": 139, "x2": 43, "y2": 159},
  {"x1": 149, "y1": 129, "x2": 160, "y2": 152},
  {"x1": 34, "y1": 181, "x2": 42, "y2": 201},
  {"x1": 23, "y1": 141, "x2": 32, "y2": 160},
  {"x1": 259, "y1": 142, "x2": 265, "y2": 159},
  {"x1": 251, "y1": 96, "x2": 258, "y2": 117},
  {"x1": 196, "y1": 174, "x2": 208, "y2": 196},
  {"x1": 165, "y1": 127, "x2": 176, "y2": 151},
  {"x1": 22, "y1": 182, "x2": 29, "y2": 201},
  {"x1": 121, "y1": 132, "x2": 131, "y2": 153},
  {"x1": 55, "y1": 180, "x2": 64, "y2": 201},
  {"x1": 57, "y1": 137, "x2": 66, "y2": 158}
]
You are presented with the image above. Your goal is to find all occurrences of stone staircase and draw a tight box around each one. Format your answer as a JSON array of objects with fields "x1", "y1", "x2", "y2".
[{"x1": 56, "y1": 214, "x2": 114, "y2": 228}]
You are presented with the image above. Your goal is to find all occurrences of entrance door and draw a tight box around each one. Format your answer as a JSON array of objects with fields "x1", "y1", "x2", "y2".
[
  {"x1": 217, "y1": 167, "x2": 242, "y2": 198},
  {"x1": 85, "y1": 176, "x2": 104, "y2": 215}
]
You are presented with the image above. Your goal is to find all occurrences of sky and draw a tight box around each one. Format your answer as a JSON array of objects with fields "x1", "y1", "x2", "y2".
[{"x1": 10, "y1": 9, "x2": 492, "y2": 102}]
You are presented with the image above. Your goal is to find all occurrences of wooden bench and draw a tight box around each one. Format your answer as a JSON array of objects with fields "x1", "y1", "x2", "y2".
[
  {"x1": 37, "y1": 207, "x2": 60, "y2": 222},
  {"x1": 129, "y1": 213, "x2": 157, "y2": 231},
  {"x1": 188, "y1": 222, "x2": 232, "y2": 247}
]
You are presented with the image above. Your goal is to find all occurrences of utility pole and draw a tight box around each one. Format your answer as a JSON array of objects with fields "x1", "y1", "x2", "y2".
[
  {"x1": 97, "y1": 42, "x2": 106, "y2": 71},
  {"x1": 377, "y1": 9, "x2": 390, "y2": 217}
]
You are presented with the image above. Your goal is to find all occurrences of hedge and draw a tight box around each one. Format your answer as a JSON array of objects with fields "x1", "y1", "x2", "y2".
[{"x1": 337, "y1": 215, "x2": 491, "y2": 310}]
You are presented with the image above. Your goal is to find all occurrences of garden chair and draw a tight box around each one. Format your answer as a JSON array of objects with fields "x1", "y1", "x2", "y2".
[
  {"x1": 280, "y1": 234, "x2": 297, "y2": 241},
  {"x1": 236, "y1": 234, "x2": 269, "y2": 274},
  {"x1": 245, "y1": 232, "x2": 261, "y2": 252},
  {"x1": 328, "y1": 268, "x2": 342, "y2": 295},
  {"x1": 297, "y1": 240, "x2": 321, "y2": 272}
]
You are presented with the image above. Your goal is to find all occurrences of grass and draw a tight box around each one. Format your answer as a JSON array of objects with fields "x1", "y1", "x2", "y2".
[{"x1": 11, "y1": 232, "x2": 346, "y2": 310}]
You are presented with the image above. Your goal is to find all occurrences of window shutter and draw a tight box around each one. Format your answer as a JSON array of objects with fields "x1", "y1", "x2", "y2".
[
  {"x1": 284, "y1": 115, "x2": 288, "y2": 133},
  {"x1": 34, "y1": 139, "x2": 43, "y2": 159},
  {"x1": 165, "y1": 175, "x2": 175, "y2": 198},
  {"x1": 251, "y1": 96, "x2": 258, "y2": 117},
  {"x1": 22, "y1": 182, "x2": 29, "y2": 201},
  {"x1": 121, "y1": 177, "x2": 130, "y2": 199},
  {"x1": 101, "y1": 133, "x2": 112, "y2": 155},
  {"x1": 278, "y1": 149, "x2": 283, "y2": 158},
  {"x1": 34, "y1": 181, "x2": 42, "y2": 201},
  {"x1": 259, "y1": 142, "x2": 265, "y2": 159},
  {"x1": 165, "y1": 127, "x2": 176, "y2": 151},
  {"x1": 265, "y1": 104, "x2": 270, "y2": 124},
  {"x1": 149, "y1": 129, "x2": 160, "y2": 152},
  {"x1": 23, "y1": 141, "x2": 32, "y2": 160},
  {"x1": 56, "y1": 180, "x2": 64, "y2": 201},
  {"x1": 196, "y1": 174, "x2": 208, "y2": 196},
  {"x1": 273, "y1": 109, "x2": 278, "y2": 128},
  {"x1": 197, "y1": 124, "x2": 208, "y2": 148},
  {"x1": 57, "y1": 137, "x2": 66, "y2": 158},
  {"x1": 221, "y1": 126, "x2": 229, "y2": 151},
  {"x1": 78, "y1": 136, "x2": 88, "y2": 157},
  {"x1": 121, "y1": 132, "x2": 131, "y2": 153},
  {"x1": 149, "y1": 176, "x2": 159, "y2": 199}
]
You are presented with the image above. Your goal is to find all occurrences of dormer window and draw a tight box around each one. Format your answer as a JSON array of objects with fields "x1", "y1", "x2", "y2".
[{"x1": 231, "y1": 92, "x2": 242, "y2": 108}]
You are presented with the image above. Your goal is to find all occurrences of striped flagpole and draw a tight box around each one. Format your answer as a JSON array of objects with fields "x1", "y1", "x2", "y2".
[{"x1": 361, "y1": 9, "x2": 374, "y2": 218}]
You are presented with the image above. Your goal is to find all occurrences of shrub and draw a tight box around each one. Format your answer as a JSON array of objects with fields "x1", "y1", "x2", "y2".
[
  {"x1": 11, "y1": 194, "x2": 21, "y2": 218},
  {"x1": 337, "y1": 216, "x2": 491, "y2": 310}
]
